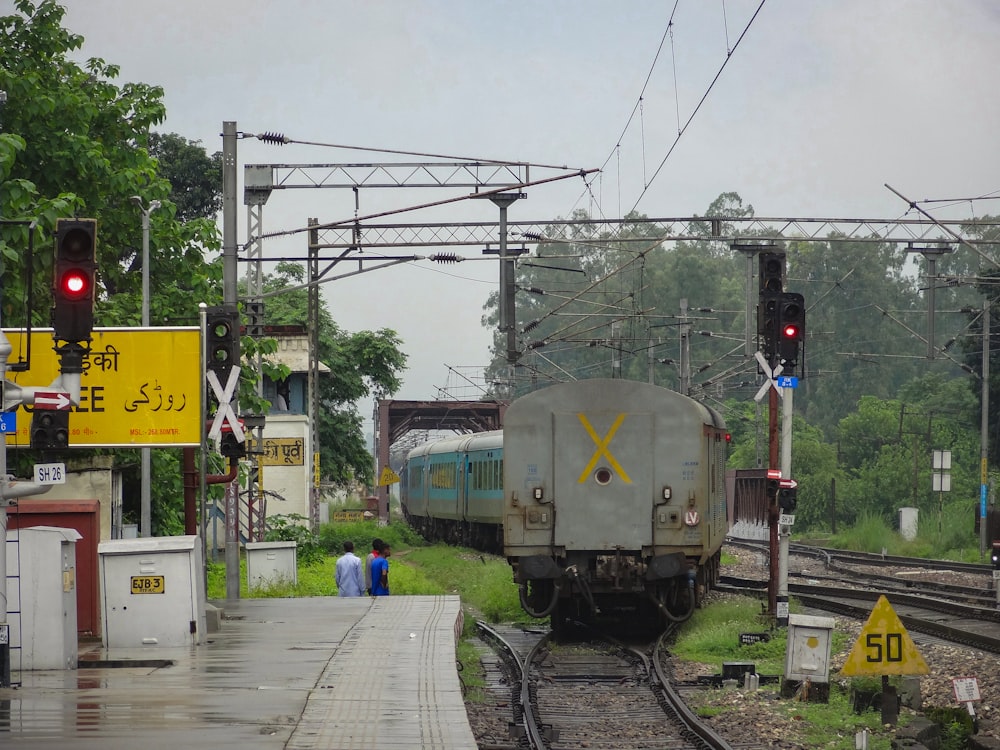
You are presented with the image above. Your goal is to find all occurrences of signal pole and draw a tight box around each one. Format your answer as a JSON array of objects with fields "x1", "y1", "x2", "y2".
[
  {"x1": 132, "y1": 197, "x2": 161, "y2": 538},
  {"x1": 0, "y1": 334, "x2": 50, "y2": 685},
  {"x1": 983, "y1": 298, "x2": 991, "y2": 558},
  {"x1": 750, "y1": 248, "x2": 804, "y2": 626},
  {"x1": 768, "y1": 374, "x2": 781, "y2": 621},
  {"x1": 778, "y1": 383, "x2": 793, "y2": 626},
  {"x1": 0, "y1": 218, "x2": 98, "y2": 683},
  {"x1": 221, "y1": 122, "x2": 241, "y2": 599}
]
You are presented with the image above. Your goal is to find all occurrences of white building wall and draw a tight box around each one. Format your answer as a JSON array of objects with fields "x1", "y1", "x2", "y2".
[{"x1": 256, "y1": 413, "x2": 312, "y2": 523}]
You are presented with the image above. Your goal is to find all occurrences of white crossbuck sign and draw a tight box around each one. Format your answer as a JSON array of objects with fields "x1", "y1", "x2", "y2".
[
  {"x1": 207, "y1": 366, "x2": 244, "y2": 442},
  {"x1": 753, "y1": 352, "x2": 784, "y2": 403}
]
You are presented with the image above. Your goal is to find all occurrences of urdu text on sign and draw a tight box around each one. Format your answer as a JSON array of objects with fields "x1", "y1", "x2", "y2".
[{"x1": 4, "y1": 328, "x2": 201, "y2": 448}]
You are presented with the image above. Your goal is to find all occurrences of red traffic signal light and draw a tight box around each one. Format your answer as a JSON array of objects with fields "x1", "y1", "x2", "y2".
[
  {"x1": 59, "y1": 268, "x2": 92, "y2": 299},
  {"x1": 777, "y1": 292, "x2": 805, "y2": 369},
  {"x1": 52, "y1": 219, "x2": 97, "y2": 343}
]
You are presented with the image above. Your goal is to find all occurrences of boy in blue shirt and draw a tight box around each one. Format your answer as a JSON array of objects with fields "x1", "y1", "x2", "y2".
[
  {"x1": 371, "y1": 544, "x2": 390, "y2": 596},
  {"x1": 365, "y1": 538, "x2": 383, "y2": 595}
]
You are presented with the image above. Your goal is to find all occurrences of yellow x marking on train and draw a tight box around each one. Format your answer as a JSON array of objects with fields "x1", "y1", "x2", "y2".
[{"x1": 576, "y1": 413, "x2": 632, "y2": 484}]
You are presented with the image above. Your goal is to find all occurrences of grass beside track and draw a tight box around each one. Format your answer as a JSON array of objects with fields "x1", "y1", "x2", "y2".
[{"x1": 207, "y1": 521, "x2": 974, "y2": 750}]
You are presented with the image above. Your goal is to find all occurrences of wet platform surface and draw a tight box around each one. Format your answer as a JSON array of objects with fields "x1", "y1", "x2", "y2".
[{"x1": 0, "y1": 595, "x2": 476, "y2": 749}]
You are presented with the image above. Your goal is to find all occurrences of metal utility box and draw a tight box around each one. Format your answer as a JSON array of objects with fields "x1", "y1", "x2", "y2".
[
  {"x1": 99, "y1": 535, "x2": 207, "y2": 648},
  {"x1": 785, "y1": 613, "x2": 836, "y2": 683},
  {"x1": 8, "y1": 498, "x2": 101, "y2": 638},
  {"x1": 7, "y1": 526, "x2": 81, "y2": 670},
  {"x1": 245, "y1": 541, "x2": 297, "y2": 590},
  {"x1": 898, "y1": 507, "x2": 918, "y2": 541}
]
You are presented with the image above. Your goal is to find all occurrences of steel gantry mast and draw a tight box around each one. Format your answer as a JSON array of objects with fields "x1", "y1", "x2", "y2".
[
  {"x1": 240, "y1": 158, "x2": 594, "y2": 524},
  {"x1": 306, "y1": 214, "x2": 998, "y2": 251},
  {"x1": 233, "y1": 150, "x2": 999, "y2": 533},
  {"x1": 302, "y1": 212, "x2": 998, "y2": 534}
]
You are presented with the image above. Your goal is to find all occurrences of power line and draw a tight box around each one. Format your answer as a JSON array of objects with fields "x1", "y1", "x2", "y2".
[
  {"x1": 628, "y1": 0, "x2": 767, "y2": 215},
  {"x1": 244, "y1": 130, "x2": 582, "y2": 172},
  {"x1": 570, "y1": 1, "x2": 767, "y2": 220}
]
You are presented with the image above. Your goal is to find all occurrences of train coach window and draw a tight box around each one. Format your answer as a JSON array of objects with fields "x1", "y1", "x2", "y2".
[
  {"x1": 472, "y1": 460, "x2": 486, "y2": 490},
  {"x1": 431, "y1": 463, "x2": 455, "y2": 489}
]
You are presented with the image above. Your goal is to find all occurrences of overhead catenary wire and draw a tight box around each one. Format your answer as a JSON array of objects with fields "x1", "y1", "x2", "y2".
[
  {"x1": 573, "y1": 3, "x2": 679, "y2": 220},
  {"x1": 628, "y1": 0, "x2": 767, "y2": 216},
  {"x1": 721, "y1": 0, "x2": 733, "y2": 54},
  {"x1": 914, "y1": 190, "x2": 1000, "y2": 207},
  {"x1": 516, "y1": 238, "x2": 662, "y2": 340},
  {"x1": 570, "y1": 0, "x2": 766, "y2": 220},
  {"x1": 885, "y1": 183, "x2": 999, "y2": 269},
  {"x1": 245, "y1": 130, "x2": 582, "y2": 172}
]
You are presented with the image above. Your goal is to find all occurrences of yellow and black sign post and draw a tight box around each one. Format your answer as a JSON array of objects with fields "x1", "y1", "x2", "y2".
[
  {"x1": 378, "y1": 466, "x2": 400, "y2": 487},
  {"x1": 839, "y1": 595, "x2": 929, "y2": 725}
]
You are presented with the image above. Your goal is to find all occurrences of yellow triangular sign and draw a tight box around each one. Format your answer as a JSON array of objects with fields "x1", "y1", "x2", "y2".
[
  {"x1": 839, "y1": 595, "x2": 929, "y2": 676},
  {"x1": 378, "y1": 466, "x2": 400, "y2": 487}
]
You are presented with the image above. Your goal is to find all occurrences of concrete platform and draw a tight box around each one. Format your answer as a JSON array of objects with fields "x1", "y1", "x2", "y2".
[{"x1": 0, "y1": 595, "x2": 477, "y2": 749}]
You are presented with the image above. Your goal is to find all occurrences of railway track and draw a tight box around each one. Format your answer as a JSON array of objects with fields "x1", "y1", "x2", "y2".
[
  {"x1": 728, "y1": 539, "x2": 998, "y2": 602},
  {"x1": 786, "y1": 542, "x2": 995, "y2": 576},
  {"x1": 467, "y1": 545, "x2": 1000, "y2": 748},
  {"x1": 722, "y1": 540, "x2": 1000, "y2": 652},
  {"x1": 720, "y1": 575, "x2": 1000, "y2": 652},
  {"x1": 475, "y1": 622, "x2": 769, "y2": 750}
]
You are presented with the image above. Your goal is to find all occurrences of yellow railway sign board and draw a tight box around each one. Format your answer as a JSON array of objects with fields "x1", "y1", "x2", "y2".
[
  {"x1": 378, "y1": 466, "x2": 400, "y2": 486},
  {"x1": 4, "y1": 328, "x2": 202, "y2": 448},
  {"x1": 260, "y1": 438, "x2": 305, "y2": 466},
  {"x1": 839, "y1": 595, "x2": 929, "y2": 676}
]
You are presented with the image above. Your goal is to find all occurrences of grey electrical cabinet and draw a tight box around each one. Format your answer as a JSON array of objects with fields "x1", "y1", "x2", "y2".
[
  {"x1": 245, "y1": 540, "x2": 297, "y2": 591},
  {"x1": 7, "y1": 526, "x2": 81, "y2": 670},
  {"x1": 785, "y1": 613, "x2": 836, "y2": 683},
  {"x1": 99, "y1": 535, "x2": 207, "y2": 647}
]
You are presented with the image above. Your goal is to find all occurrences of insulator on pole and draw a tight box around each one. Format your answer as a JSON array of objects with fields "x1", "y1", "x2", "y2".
[{"x1": 257, "y1": 131, "x2": 288, "y2": 145}]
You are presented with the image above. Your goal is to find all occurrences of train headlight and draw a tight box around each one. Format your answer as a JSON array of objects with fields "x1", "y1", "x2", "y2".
[
  {"x1": 533, "y1": 486, "x2": 544, "y2": 501},
  {"x1": 662, "y1": 487, "x2": 672, "y2": 501}
]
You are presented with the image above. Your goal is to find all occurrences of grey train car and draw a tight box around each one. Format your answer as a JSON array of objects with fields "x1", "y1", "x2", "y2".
[{"x1": 503, "y1": 379, "x2": 729, "y2": 630}]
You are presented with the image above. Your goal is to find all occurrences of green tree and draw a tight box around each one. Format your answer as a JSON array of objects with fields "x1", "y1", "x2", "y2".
[
  {"x1": 834, "y1": 390, "x2": 979, "y2": 527},
  {"x1": 0, "y1": 0, "x2": 221, "y2": 330},
  {"x1": 955, "y1": 217, "x2": 1000, "y2": 464},
  {"x1": 0, "y1": 1, "x2": 223, "y2": 534},
  {"x1": 147, "y1": 132, "x2": 222, "y2": 223}
]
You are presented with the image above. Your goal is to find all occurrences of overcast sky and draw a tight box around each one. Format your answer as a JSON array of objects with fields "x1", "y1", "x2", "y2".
[{"x1": 47, "y1": 0, "x2": 1000, "y2": 414}]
